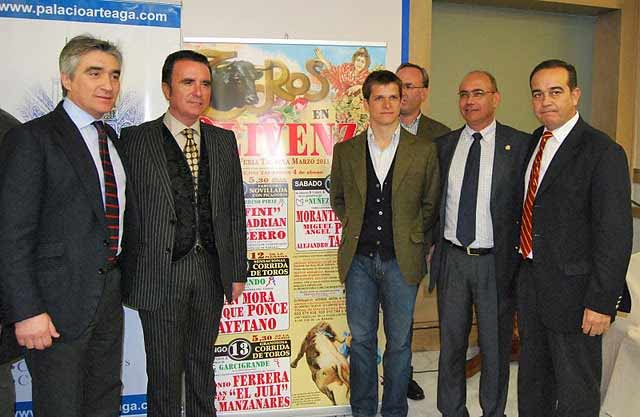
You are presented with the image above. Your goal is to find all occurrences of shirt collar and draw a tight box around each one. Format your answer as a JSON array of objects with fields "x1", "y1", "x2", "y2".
[
  {"x1": 163, "y1": 111, "x2": 201, "y2": 138},
  {"x1": 63, "y1": 98, "x2": 100, "y2": 130},
  {"x1": 544, "y1": 111, "x2": 579, "y2": 144},
  {"x1": 400, "y1": 113, "x2": 421, "y2": 131},
  {"x1": 463, "y1": 119, "x2": 496, "y2": 143},
  {"x1": 366, "y1": 123, "x2": 401, "y2": 148}
]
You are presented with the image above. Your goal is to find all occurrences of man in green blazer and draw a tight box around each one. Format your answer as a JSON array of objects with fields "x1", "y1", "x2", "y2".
[
  {"x1": 396, "y1": 61, "x2": 450, "y2": 401},
  {"x1": 330, "y1": 70, "x2": 440, "y2": 417}
]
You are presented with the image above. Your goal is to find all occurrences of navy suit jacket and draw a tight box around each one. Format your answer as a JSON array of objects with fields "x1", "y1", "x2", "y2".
[
  {"x1": 520, "y1": 117, "x2": 632, "y2": 331},
  {"x1": 0, "y1": 102, "x2": 126, "y2": 340}
]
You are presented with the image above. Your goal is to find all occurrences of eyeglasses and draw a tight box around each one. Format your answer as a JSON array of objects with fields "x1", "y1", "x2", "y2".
[
  {"x1": 458, "y1": 90, "x2": 496, "y2": 99},
  {"x1": 402, "y1": 83, "x2": 426, "y2": 90}
]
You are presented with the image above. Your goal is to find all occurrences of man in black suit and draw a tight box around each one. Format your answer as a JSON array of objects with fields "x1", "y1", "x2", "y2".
[
  {"x1": 0, "y1": 35, "x2": 126, "y2": 417},
  {"x1": 0, "y1": 107, "x2": 22, "y2": 417},
  {"x1": 432, "y1": 71, "x2": 530, "y2": 417},
  {"x1": 120, "y1": 50, "x2": 247, "y2": 417},
  {"x1": 395, "y1": 62, "x2": 451, "y2": 402},
  {"x1": 517, "y1": 59, "x2": 632, "y2": 417}
]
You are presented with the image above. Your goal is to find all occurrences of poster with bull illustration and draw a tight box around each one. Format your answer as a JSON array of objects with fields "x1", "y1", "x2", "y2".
[{"x1": 182, "y1": 38, "x2": 386, "y2": 416}]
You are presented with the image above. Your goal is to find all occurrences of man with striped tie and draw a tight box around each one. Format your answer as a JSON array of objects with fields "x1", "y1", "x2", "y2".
[
  {"x1": 120, "y1": 50, "x2": 247, "y2": 417},
  {"x1": 517, "y1": 59, "x2": 632, "y2": 417},
  {"x1": 0, "y1": 35, "x2": 126, "y2": 417}
]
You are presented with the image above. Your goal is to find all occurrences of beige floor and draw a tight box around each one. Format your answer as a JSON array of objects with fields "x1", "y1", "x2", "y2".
[
  {"x1": 405, "y1": 351, "x2": 518, "y2": 417},
  {"x1": 356, "y1": 351, "x2": 610, "y2": 417}
]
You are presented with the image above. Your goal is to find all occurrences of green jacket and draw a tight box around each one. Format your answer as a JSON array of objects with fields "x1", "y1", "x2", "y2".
[{"x1": 330, "y1": 128, "x2": 440, "y2": 284}]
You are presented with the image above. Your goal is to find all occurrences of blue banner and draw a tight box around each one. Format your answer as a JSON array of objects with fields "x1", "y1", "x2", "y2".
[
  {"x1": 0, "y1": 0, "x2": 180, "y2": 27},
  {"x1": 13, "y1": 395, "x2": 148, "y2": 416}
]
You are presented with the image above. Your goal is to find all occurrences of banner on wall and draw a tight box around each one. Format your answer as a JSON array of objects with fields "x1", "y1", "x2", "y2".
[
  {"x1": 0, "y1": 0, "x2": 181, "y2": 415},
  {"x1": 183, "y1": 37, "x2": 387, "y2": 416}
]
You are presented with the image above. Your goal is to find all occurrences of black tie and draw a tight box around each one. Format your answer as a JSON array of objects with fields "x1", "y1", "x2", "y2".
[{"x1": 456, "y1": 132, "x2": 482, "y2": 247}]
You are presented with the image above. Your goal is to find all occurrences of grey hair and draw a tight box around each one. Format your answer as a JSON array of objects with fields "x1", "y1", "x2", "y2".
[
  {"x1": 396, "y1": 62, "x2": 430, "y2": 88},
  {"x1": 59, "y1": 34, "x2": 122, "y2": 96}
]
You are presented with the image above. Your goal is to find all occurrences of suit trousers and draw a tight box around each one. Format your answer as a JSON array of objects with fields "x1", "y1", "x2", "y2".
[
  {"x1": 437, "y1": 247, "x2": 512, "y2": 417},
  {"x1": 24, "y1": 267, "x2": 123, "y2": 417},
  {"x1": 138, "y1": 246, "x2": 224, "y2": 417},
  {"x1": 0, "y1": 361, "x2": 15, "y2": 417},
  {"x1": 517, "y1": 260, "x2": 602, "y2": 417}
]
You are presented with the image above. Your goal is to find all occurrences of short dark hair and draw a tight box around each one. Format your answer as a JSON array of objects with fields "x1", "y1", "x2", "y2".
[
  {"x1": 529, "y1": 59, "x2": 577, "y2": 90},
  {"x1": 396, "y1": 62, "x2": 430, "y2": 88},
  {"x1": 362, "y1": 70, "x2": 403, "y2": 100},
  {"x1": 162, "y1": 50, "x2": 211, "y2": 85}
]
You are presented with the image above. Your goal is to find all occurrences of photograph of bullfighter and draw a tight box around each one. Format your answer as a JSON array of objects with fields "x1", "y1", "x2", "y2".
[
  {"x1": 210, "y1": 60, "x2": 263, "y2": 111},
  {"x1": 291, "y1": 321, "x2": 351, "y2": 405}
]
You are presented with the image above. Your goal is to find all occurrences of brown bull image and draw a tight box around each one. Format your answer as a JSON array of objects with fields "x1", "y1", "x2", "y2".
[{"x1": 291, "y1": 321, "x2": 350, "y2": 405}]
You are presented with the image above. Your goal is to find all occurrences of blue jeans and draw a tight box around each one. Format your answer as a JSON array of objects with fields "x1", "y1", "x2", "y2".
[{"x1": 345, "y1": 254, "x2": 418, "y2": 417}]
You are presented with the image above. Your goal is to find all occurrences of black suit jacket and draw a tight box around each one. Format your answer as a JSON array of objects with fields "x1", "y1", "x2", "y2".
[
  {"x1": 521, "y1": 117, "x2": 632, "y2": 332},
  {"x1": 0, "y1": 102, "x2": 126, "y2": 340},
  {"x1": 0, "y1": 108, "x2": 22, "y2": 363},
  {"x1": 120, "y1": 117, "x2": 247, "y2": 309},
  {"x1": 431, "y1": 122, "x2": 531, "y2": 299}
]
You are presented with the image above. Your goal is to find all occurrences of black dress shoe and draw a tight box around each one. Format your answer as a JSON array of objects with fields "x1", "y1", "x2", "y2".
[{"x1": 407, "y1": 378, "x2": 425, "y2": 400}]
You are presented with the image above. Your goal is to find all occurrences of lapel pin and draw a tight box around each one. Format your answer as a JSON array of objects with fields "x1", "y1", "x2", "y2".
[{"x1": 505, "y1": 144, "x2": 511, "y2": 151}]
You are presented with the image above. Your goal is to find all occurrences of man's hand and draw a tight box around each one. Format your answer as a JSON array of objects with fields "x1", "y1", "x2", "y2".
[
  {"x1": 14, "y1": 313, "x2": 60, "y2": 350},
  {"x1": 426, "y1": 244, "x2": 436, "y2": 265},
  {"x1": 582, "y1": 308, "x2": 611, "y2": 336},
  {"x1": 232, "y1": 283, "x2": 246, "y2": 302}
]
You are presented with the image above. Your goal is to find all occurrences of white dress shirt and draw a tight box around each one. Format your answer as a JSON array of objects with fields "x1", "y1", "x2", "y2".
[
  {"x1": 444, "y1": 120, "x2": 496, "y2": 248},
  {"x1": 366, "y1": 124, "x2": 401, "y2": 190}
]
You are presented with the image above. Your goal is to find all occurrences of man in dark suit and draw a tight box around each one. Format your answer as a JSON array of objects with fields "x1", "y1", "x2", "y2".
[
  {"x1": 432, "y1": 71, "x2": 530, "y2": 417},
  {"x1": 397, "y1": 63, "x2": 450, "y2": 143},
  {"x1": 517, "y1": 59, "x2": 632, "y2": 417},
  {"x1": 396, "y1": 62, "x2": 451, "y2": 401},
  {"x1": 0, "y1": 35, "x2": 126, "y2": 417},
  {"x1": 330, "y1": 70, "x2": 440, "y2": 417},
  {"x1": 120, "y1": 50, "x2": 247, "y2": 417},
  {"x1": 0, "y1": 107, "x2": 22, "y2": 417}
]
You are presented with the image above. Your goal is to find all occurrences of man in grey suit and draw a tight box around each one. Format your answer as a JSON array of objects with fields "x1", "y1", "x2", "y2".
[
  {"x1": 120, "y1": 50, "x2": 247, "y2": 417},
  {"x1": 431, "y1": 71, "x2": 530, "y2": 417},
  {"x1": 0, "y1": 35, "x2": 126, "y2": 417},
  {"x1": 0, "y1": 107, "x2": 21, "y2": 417},
  {"x1": 397, "y1": 63, "x2": 450, "y2": 143},
  {"x1": 395, "y1": 62, "x2": 451, "y2": 401}
]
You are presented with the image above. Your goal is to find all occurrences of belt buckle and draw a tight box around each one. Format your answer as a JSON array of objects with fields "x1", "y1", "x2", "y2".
[{"x1": 466, "y1": 247, "x2": 479, "y2": 256}]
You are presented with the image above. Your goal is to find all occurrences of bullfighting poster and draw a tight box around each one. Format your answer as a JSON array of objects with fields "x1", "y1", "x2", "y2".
[
  {"x1": 0, "y1": 0, "x2": 181, "y2": 415},
  {"x1": 183, "y1": 37, "x2": 387, "y2": 416}
]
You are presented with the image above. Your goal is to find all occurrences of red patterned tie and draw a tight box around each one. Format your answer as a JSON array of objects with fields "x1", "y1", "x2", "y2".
[
  {"x1": 519, "y1": 131, "x2": 553, "y2": 259},
  {"x1": 93, "y1": 121, "x2": 119, "y2": 262}
]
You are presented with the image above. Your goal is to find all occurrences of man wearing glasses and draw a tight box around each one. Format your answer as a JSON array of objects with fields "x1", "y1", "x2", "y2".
[
  {"x1": 396, "y1": 63, "x2": 450, "y2": 143},
  {"x1": 431, "y1": 71, "x2": 530, "y2": 417},
  {"x1": 395, "y1": 62, "x2": 450, "y2": 402}
]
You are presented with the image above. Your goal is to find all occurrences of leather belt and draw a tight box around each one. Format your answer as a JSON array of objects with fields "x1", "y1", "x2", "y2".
[{"x1": 446, "y1": 240, "x2": 492, "y2": 256}]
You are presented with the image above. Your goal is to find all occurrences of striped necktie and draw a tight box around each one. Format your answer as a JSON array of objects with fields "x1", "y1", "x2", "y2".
[
  {"x1": 519, "y1": 131, "x2": 553, "y2": 259},
  {"x1": 93, "y1": 121, "x2": 119, "y2": 262}
]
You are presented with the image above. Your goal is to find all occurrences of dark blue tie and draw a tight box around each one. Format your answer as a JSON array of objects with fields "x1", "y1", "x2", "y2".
[{"x1": 456, "y1": 132, "x2": 482, "y2": 247}]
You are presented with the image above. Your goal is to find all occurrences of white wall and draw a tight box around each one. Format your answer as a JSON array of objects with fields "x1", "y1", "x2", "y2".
[{"x1": 181, "y1": 0, "x2": 403, "y2": 70}]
